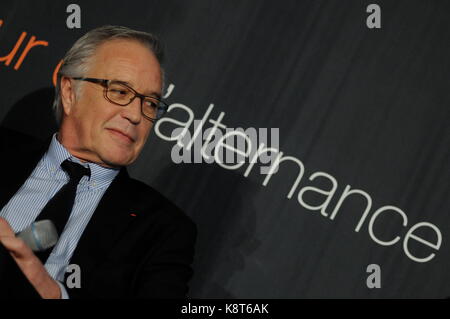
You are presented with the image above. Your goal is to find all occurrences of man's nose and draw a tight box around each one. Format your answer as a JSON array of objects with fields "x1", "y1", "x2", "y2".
[{"x1": 121, "y1": 97, "x2": 142, "y2": 124}]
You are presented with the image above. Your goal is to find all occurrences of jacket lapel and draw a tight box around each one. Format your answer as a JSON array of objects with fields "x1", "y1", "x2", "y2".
[{"x1": 68, "y1": 167, "x2": 138, "y2": 274}]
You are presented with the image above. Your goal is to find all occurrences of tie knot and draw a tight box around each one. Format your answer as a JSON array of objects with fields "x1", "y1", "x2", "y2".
[{"x1": 61, "y1": 159, "x2": 91, "y2": 183}]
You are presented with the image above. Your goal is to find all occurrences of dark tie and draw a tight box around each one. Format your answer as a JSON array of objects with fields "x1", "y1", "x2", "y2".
[{"x1": 35, "y1": 159, "x2": 90, "y2": 263}]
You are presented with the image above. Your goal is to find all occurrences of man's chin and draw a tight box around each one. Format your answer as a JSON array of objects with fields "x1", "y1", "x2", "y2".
[
  {"x1": 98, "y1": 140, "x2": 137, "y2": 167},
  {"x1": 99, "y1": 151, "x2": 135, "y2": 168}
]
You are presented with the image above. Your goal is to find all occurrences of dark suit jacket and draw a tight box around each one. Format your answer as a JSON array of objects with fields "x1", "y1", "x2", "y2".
[{"x1": 0, "y1": 127, "x2": 197, "y2": 298}]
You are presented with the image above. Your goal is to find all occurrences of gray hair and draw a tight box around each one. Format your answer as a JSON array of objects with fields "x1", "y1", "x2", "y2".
[{"x1": 53, "y1": 25, "x2": 165, "y2": 125}]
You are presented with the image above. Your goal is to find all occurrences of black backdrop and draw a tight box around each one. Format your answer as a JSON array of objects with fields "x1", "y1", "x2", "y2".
[{"x1": 0, "y1": 0, "x2": 449, "y2": 298}]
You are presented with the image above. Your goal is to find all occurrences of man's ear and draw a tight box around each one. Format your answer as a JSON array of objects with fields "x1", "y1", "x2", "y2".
[{"x1": 60, "y1": 77, "x2": 77, "y2": 116}]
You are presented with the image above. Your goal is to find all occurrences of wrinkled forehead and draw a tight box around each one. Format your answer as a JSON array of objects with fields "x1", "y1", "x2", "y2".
[{"x1": 88, "y1": 39, "x2": 163, "y2": 94}]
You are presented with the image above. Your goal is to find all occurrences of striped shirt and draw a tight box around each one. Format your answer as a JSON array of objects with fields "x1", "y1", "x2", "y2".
[{"x1": 0, "y1": 133, "x2": 120, "y2": 297}]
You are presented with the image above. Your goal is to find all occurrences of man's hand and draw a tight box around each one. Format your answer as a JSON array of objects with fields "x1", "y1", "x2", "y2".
[{"x1": 0, "y1": 217, "x2": 61, "y2": 299}]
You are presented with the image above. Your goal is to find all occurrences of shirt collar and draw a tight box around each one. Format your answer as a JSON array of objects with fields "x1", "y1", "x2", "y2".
[{"x1": 44, "y1": 133, "x2": 120, "y2": 190}]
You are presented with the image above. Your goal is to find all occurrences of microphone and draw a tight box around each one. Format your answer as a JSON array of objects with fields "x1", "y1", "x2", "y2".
[
  {"x1": 0, "y1": 220, "x2": 56, "y2": 298},
  {"x1": 16, "y1": 220, "x2": 59, "y2": 252}
]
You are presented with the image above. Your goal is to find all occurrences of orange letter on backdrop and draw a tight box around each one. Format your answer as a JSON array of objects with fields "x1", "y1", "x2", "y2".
[
  {"x1": 52, "y1": 59, "x2": 63, "y2": 86},
  {"x1": 0, "y1": 32, "x2": 27, "y2": 67},
  {"x1": 14, "y1": 35, "x2": 48, "y2": 70}
]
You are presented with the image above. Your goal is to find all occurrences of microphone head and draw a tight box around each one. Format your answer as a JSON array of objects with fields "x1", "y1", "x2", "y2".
[{"x1": 16, "y1": 220, "x2": 59, "y2": 252}]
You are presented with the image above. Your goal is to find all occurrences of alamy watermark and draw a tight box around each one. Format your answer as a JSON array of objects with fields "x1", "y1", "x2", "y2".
[
  {"x1": 170, "y1": 120, "x2": 280, "y2": 175},
  {"x1": 366, "y1": 264, "x2": 381, "y2": 289}
]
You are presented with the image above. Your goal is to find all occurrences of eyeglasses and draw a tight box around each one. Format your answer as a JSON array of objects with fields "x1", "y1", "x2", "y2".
[{"x1": 71, "y1": 77, "x2": 168, "y2": 122}]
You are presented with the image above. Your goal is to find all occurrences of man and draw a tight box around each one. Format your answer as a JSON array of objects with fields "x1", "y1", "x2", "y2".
[{"x1": 0, "y1": 25, "x2": 197, "y2": 298}]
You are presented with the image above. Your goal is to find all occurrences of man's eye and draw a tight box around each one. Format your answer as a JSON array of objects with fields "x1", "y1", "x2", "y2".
[
  {"x1": 111, "y1": 89, "x2": 127, "y2": 95},
  {"x1": 144, "y1": 100, "x2": 157, "y2": 108}
]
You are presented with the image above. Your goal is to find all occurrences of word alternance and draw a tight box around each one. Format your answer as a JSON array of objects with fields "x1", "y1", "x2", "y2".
[{"x1": 154, "y1": 92, "x2": 442, "y2": 264}]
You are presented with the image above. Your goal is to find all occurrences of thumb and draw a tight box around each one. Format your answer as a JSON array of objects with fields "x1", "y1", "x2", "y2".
[
  {"x1": 0, "y1": 217, "x2": 33, "y2": 258},
  {"x1": 0, "y1": 217, "x2": 15, "y2": 237},
  {"x1": 0, "y1": 235, "x2": 34, "y2": 259}
]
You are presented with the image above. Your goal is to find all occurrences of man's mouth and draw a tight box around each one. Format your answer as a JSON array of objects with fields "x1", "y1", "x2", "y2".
[{"x1": 107, "y1": 128, "x2": 135, "y2": 144}]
